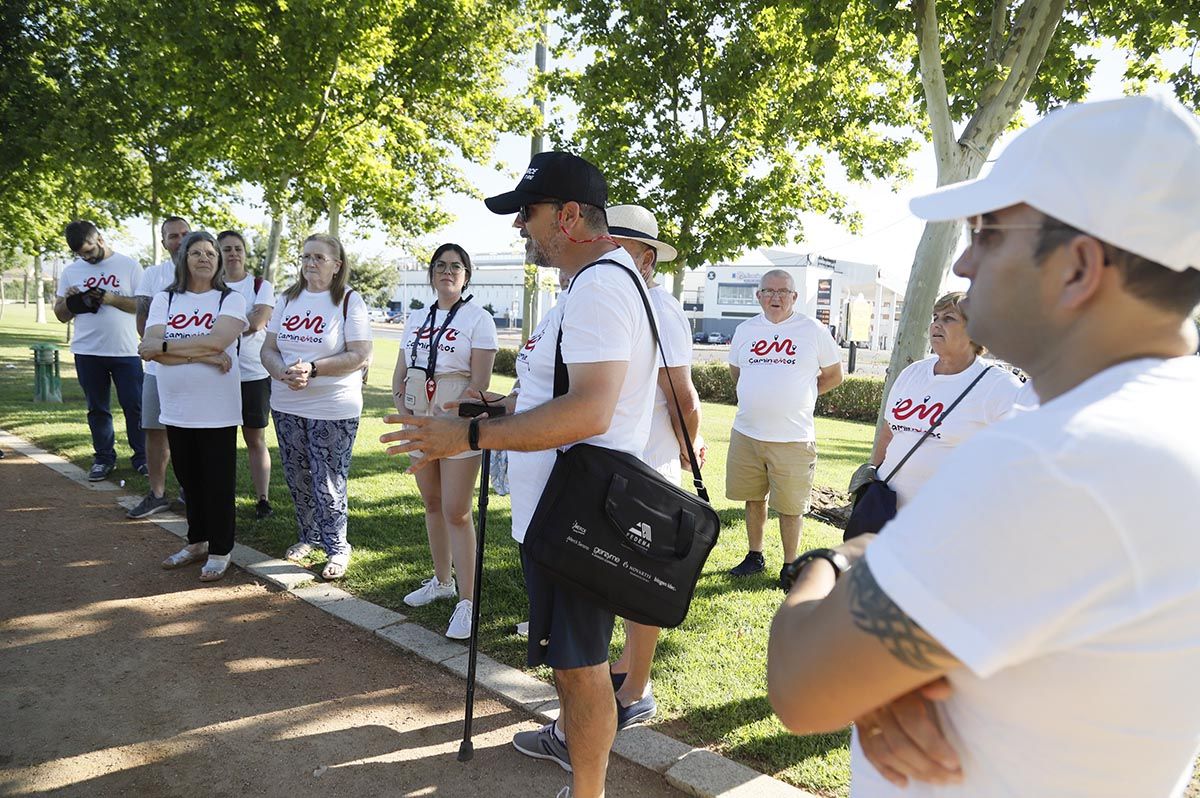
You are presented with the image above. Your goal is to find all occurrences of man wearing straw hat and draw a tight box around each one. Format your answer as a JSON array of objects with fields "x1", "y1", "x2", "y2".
[{"x1": 605, "y1": 204, "x2": 705, "y2": 730}]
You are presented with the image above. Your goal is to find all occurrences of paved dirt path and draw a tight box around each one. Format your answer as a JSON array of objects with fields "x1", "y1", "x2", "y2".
[{"x1": 0, "y1": 449, "x2": 683, "y2": 798}]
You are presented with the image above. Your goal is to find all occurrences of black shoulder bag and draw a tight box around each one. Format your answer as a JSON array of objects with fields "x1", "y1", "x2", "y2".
[
  {"x1": 844, "y1": 364, "x2": 993, "y2": 541},
  {"x1": 522, "y1": 260, "x2": 720, "y2": 628}
]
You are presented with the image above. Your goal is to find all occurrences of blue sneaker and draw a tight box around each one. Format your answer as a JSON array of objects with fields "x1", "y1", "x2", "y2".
[
  {"x1": 616, "y1": 689, "x2": 657, "y2": 730},
  {"x1": 512, "y1": 721, "x2": 571, "y2": 772}
]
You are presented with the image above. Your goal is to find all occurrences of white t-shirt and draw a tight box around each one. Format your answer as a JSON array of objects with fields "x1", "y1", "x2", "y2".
[
  {"x1": 642, "y1": 285, "x2": 693, "y2": 481},
  {"x1": 135, "y1": 259, "x2": 176, "y2": 375},
  {"x1": 57, "y1": 253, "x2": 143, "y2": 357},
  {"x1": 225, "y1": 274, "x2": 276, "y2": 381},
  {"x1": 851, "y1": 356, "x2": 1200, "y2": 798},
  {"x1": 878, "y1": 356, "x2": 1022, "y2": 506},
  {"x1": 146, "y1": 289, "x2": 247, "y2": 428},
  {"x1": 728, "y1": 312, "x2": 842, "y2": 442},
  {"x1": 267, "y1": 289, "x2": 372, "y2": 421},
  {"x1": 510, "y1": 249, "x2": 657, "y2": 544},
  {"x1": 401, "y1": 298, "x2": 498, "y2": 375}
]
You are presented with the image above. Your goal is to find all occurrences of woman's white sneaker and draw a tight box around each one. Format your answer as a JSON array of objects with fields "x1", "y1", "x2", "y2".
[
  {"x1": 445, "y1": 599, "x2": 473, "y2": 639},
  {"x1": 403, "y1": 575, "x2": 457, "y2": 607}
]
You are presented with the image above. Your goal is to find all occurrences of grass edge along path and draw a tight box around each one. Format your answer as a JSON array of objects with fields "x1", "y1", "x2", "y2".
[{"x1": 0, "y1": 305, "x2": 871, "y2": 797}]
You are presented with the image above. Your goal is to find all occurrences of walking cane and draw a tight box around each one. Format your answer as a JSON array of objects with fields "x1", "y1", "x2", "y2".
[{"x1": 458, "y1": 446, "x2": 490, "y2": 762}]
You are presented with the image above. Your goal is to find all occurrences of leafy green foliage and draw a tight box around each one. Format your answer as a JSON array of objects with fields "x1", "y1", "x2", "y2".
[
  {"x1": 349, "y1": 254, "x2": 397, "y2": 308},
  {"x1": 548, "y1": 0, "x2": 922, "y2": 281},
  {"x1": 493, "y1": 347, "x2": 519, "y2": 376}
]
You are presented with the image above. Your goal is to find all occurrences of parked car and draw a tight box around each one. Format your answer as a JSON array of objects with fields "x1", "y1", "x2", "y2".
[
  {"x1": 385, "y1": 311, "x2": 406, "y2": 324},
  {"x1": 366, "y1": 307, "x2": 389, "y2": 322},
  {"x1": 693, "y1": 331, "x2": 708, "y2": 344},
  {"x1": 705, "y1": 331, "x2": 730, "y2": 345}
]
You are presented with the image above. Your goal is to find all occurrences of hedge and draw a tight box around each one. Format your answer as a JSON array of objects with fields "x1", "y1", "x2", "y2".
[{"x1": 492, "y1": 348, "x2": 883, "y2": 423}]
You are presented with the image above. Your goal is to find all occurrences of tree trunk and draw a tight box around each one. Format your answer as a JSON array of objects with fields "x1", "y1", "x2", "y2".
[
  {"x1": 671, "y1": 262, "x2": 686, "y2": 300},
  {"x1": 150, "y1": 210, "x2": 159, "y2": 265},
  {"x1": 0, "y1": 267, "x2": 6, "y2": 322},
  {"x1": 23, "y1": 268, "x2": 29, "y2": 306},
  {"x1": 34, "y1": 254, "x2": 46, "y2": 324},
  {"x1": 876, "y1": 0, "x2": 1064, "y2": 437},
  {"x1": 329, "y1": 195, "x2": 341, "y2": 238},
  {"x1": 264, "y1": 212, "x2": 284, "y2": 285},
  {"x1": 521, "y1": 263, "x2": 538, "y2": 341}
]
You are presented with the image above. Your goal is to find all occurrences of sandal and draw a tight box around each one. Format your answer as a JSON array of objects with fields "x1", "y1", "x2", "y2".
[
  {"x1": 284, "y1": 542, "x2": 315, "y2": 562},
  {"x1": 199, "y1": 554, "x2": 232, "y2": 582},
  {"x1": 322, "y1": 554, "x2": 350, "y2": 581},
  {"x1": 162, "y1": 542, "x2": 208, "y2": 569}
]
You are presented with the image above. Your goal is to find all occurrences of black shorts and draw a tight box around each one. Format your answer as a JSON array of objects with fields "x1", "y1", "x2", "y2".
[
  {"x1": 520, "y1": 544, "x2": 615, "y2": 670},
  {"x1": 240, "y1": 377, "x2": 271, "y2": 429}
]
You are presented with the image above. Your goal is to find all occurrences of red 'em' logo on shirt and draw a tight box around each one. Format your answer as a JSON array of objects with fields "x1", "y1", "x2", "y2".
[
  {"x1": 84, "y1": 274, "x2": 120, "y2": 289},
  {"x1": 282, "y1": 314, "x2": 327, "y2": 334},
  {"x1": 892, "y1": 395, "x2": 945, "y2": 425},
  {"x1": 524, "y1": 331, "x2": 544, "y2": 351},
  {"x1": 167, "y1": 311, "x2": 215, "y2": 331},
  {"x1": 750, "y1": 337, "x2": 796, "y2": 357},
  {"x1": 416, "y1": 327, "x2": 459, "y2": 342}
]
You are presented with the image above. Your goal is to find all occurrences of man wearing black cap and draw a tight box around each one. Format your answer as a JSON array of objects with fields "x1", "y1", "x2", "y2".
[{"x1": 382, "y1": 151, "x2": 658, "y2": 798}]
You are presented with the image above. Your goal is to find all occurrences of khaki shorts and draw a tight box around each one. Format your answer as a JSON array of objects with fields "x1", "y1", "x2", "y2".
[
  {"x1": 725, "y1": 428, "x2": 817, "y2": 516},
  {"x1": 408, "y1": 371, "x2": 479, "y2": 462}
]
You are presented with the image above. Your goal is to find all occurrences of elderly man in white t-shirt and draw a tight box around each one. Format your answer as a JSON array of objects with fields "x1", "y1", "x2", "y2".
[
  {"x1": 382, "y1": 152, "x2": 657, "y2": 798},
  {"x1": 54, "y1": 220, "x2": 146, "y2": 483},
  {"x1": 769, "y1": 95, "x2": 1200, "y2": 798},
  {"x1": 605, "y1": 204, "x2": 705, "y2": 730},
  {"x1": 128, "y1": 215, "x2": 190, "y2": 518},
  {"x1": 726, "y1": 269, "x2": 843, "y2": 587}
]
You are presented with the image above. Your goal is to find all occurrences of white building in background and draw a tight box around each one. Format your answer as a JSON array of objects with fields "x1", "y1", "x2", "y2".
[
  {"x1": 680, "y1": 250, "x2": 906, "y2": 350},
  {"x1": 387, "y1": 252, "x2": 559, "y2": 329},
  {"x1": 385, "y1": 248, "x2": 905, "y2": 349}
]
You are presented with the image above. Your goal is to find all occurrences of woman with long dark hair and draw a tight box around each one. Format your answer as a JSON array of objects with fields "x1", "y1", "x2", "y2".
[{"x1": 392, "y1": 243, "x2": 497, "y2": 639}]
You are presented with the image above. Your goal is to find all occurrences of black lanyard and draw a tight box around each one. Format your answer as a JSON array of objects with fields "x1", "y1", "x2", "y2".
[{"x1": 409, "y1": 294, "x2": 471, "y2": 375}]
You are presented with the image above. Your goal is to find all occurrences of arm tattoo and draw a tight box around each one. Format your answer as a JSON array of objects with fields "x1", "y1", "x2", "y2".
[{"x1": 848, "y1": 562, "x2": 953, "y2": 672}]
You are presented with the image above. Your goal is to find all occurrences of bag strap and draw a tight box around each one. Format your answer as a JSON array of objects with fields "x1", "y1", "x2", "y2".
[
  {"x1": 553, "y1": 258, "x2": 710, "y2": 502},
  {"x1": 881, "y1": 363, "x2": 994, "y2": 484}
]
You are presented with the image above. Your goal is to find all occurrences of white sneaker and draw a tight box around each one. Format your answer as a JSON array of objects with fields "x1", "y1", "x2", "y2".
[
  {"x1": 403, "y1": 574, "x2": 457, "y2": 607},
  {"x1": 445, "y1": 599, "x2": 473, "y2": 640}
]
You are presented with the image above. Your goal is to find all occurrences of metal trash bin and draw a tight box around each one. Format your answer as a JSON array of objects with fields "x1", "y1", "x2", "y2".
[{"x1": 30, "y1": 343, "x2": 63, "y2": 403}]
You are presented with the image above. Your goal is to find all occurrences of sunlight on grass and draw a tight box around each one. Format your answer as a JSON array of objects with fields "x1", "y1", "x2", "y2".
[{"x1": 0, "y1": 305, "x2": 872, "y2": 796}]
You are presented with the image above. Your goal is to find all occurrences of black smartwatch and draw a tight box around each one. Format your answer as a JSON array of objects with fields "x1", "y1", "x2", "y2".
[
  {"x1": 780, "y1": 548, "x2": 852, "y2": 593},
  {"x1": 468, "y1": 417, "x2": 482, "y2": 451}
]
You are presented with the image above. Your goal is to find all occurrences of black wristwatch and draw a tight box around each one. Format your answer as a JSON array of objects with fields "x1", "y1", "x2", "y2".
[
  {"x1": 309, "y1": 361, "x2": 319, "y2": 378},
  {"x1": 468, "y1": 417, "x2": 482, "y2": 451},
  {"x1": 780, "y1": 548, "x2": 853, "y2": 592}
]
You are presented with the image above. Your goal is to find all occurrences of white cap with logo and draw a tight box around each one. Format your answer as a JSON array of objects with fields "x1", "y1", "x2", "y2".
[{"x1": 910, "y1": 93, "x2": 1200, "y2": 273}]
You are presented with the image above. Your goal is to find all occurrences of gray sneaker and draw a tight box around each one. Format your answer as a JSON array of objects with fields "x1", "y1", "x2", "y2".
[
  {"x1": 513, "y1": 722, "x2": 571, "y2": 772},
  {"x1": 127, "y1": 493, "x2": 170, "y2": 519}
]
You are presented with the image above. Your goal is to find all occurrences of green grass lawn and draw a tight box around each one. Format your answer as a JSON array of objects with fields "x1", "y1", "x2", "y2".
[{"x1": 0, "y1": 303, "x2": 871, "y2": 796}]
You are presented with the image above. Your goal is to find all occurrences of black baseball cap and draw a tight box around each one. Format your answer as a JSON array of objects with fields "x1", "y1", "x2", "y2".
[{"x1": 484, "y1": 151, "x2": 608, "y2": 215}]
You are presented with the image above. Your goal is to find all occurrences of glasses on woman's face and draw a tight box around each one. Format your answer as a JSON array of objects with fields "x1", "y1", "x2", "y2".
[
  {"x1": 188, "y1": 248, "x2": 217, "y2": 262},
  {"x1": 758, "y1": 288, "x2": 795, "y2": 299},
  {"x1": 434, "y1": 262, "x2": 465, "y2": 274},
  {"x1": 301, "y1": 253, "x2": 334, "y2": 265}
]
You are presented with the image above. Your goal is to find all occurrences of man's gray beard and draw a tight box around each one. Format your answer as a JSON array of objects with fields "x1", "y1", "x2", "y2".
[{"x1": 527, "y1": 236, "x2": 555, "y2": 268}]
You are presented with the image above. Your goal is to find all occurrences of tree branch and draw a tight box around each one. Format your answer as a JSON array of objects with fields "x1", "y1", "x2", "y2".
[
  {"x1": 962, "y1": 0, "x2": 1068, "y2": 153},
  {"x1": 912, "y1": 0, "x2": 957, "y2": 173},
  {"x1": 985, "y1": 0, "x2": 1006, "y2": 71}
]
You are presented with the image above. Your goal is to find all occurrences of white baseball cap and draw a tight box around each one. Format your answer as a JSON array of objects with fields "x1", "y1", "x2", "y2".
[{"x1": 910, "y1": 94, "x2": 1200, "y2": 273}]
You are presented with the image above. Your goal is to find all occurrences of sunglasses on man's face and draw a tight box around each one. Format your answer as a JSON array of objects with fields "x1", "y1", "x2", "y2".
[{"x1": 518, "y1": 202, "x2": 555, "y2": 223}]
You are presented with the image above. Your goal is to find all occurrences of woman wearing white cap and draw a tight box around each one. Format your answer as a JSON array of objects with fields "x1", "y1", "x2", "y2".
[
  {"x1": 392, "y1": 243, "x2": 498, "y2": 639},
  {"x1": 606, "y1": 204, "x2": 706, "y2": 729}
]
